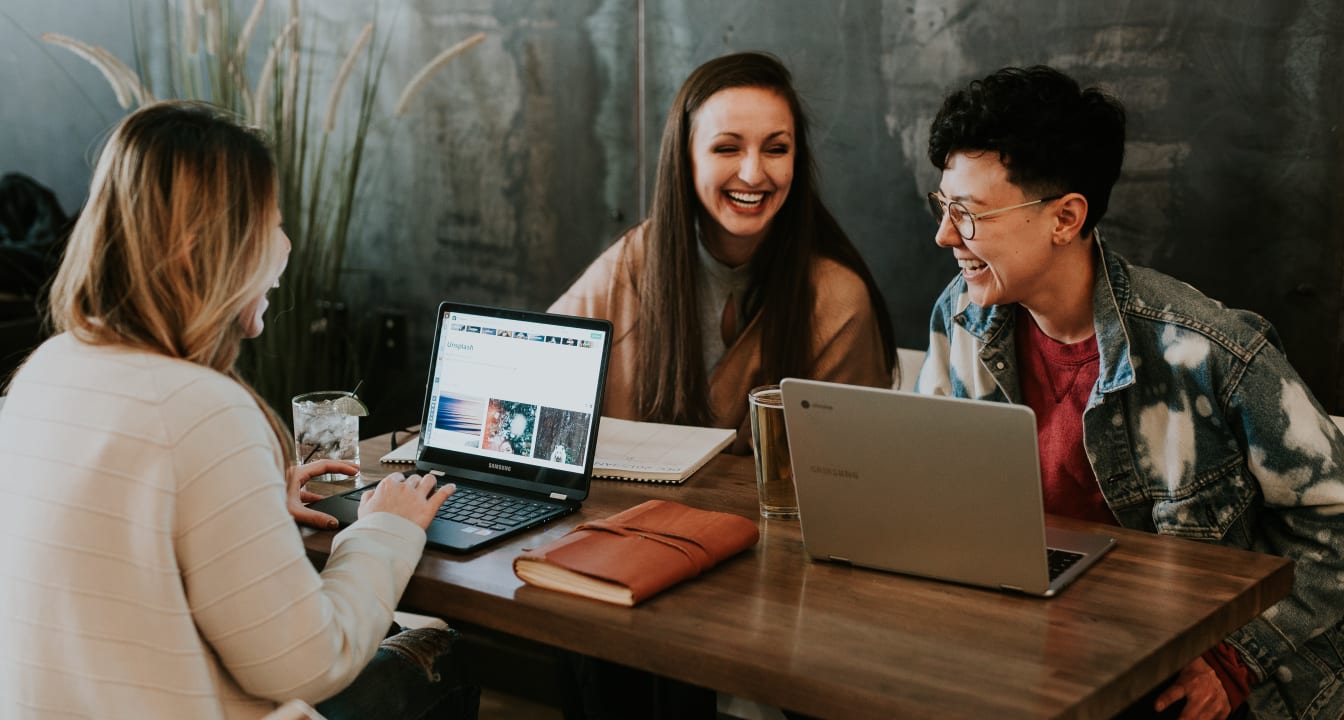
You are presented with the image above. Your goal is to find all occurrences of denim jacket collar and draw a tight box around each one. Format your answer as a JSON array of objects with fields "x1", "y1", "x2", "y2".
[
  {"x1": 952, "y1": 234, "x2": 1136, "y2": 403},
  {"x1": 1090, "y1": 237, "x2": 1137, "y2": 396}
]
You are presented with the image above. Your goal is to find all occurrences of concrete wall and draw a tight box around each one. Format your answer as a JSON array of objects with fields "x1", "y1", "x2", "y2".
[{"x1": 4, "y1": 0, "x2": 1343, "y2": 411}]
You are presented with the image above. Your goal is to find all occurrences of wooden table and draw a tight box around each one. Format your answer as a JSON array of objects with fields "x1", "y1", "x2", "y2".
[{"x1": 303, "y1": 433, "x2": 1293, "y2": 720}]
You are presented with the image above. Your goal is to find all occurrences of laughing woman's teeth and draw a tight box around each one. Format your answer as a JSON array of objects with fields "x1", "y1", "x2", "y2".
[
  {"x1": 958, "y1": 259, "x2": 986, "y2": 271},
  {"x1": 728, "y1": 191, "x2": 764, "y2": 207}
]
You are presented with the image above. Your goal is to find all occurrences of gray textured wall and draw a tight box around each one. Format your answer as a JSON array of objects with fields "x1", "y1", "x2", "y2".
[{"x1": 4, "y1": 1, "x2": 1343, "y2": 414}]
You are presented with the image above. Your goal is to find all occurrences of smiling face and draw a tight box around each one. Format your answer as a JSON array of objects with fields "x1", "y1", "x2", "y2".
[
  {"x1": 239, "y1": 203, "x2": 292, "y2": 338},
  {"x1": 689, "y1": 86, "x2": 795, "y2": 265},
  {"x1": 934, "y1": 151, "x2": 1064, "y2": 310}
]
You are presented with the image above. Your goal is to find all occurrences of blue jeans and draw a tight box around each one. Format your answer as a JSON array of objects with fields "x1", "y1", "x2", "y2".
[{"x1": 316, "y1": 626, "x2": 479, "y2": 720}]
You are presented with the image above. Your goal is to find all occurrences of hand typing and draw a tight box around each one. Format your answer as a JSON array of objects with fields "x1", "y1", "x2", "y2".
[{"x1": 359, "y1": 472, "x2": 456, "y2": 529}]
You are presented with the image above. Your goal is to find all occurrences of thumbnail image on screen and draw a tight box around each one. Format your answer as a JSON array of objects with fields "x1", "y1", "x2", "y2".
[
  {"x1": 534, "y1": 408, "x2": 594, "y2": 466},
  {"x1": 432, "y1": 393, "x2": 487, "y2": 449},
  {"x1": 482, "y1": 399, "x2": 537, "y2": 456}
]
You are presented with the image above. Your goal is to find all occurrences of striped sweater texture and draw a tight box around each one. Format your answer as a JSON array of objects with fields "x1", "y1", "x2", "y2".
[{"x1": 0, "y1": 334, "x2": 425, "y2": 719}]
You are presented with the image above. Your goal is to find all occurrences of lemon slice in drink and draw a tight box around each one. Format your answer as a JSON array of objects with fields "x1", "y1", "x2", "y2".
[{"x1": 331, "y1": 394, "x2": 369, "y2": 416}]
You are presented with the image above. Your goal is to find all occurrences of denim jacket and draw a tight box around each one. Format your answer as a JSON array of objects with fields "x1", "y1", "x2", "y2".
[{"x1": 915, "y1": 237, "x2": 1344, "y2": 720}]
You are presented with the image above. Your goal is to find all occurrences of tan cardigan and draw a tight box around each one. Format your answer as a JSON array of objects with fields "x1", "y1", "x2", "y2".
[{"x1": 550, "y1": 225, "x2": 891, "y2": 454}]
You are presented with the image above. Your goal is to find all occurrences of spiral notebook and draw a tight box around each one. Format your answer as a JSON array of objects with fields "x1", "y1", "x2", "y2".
[
  {"x1": 381, "y1": 439, "x2": 419, "y2": 464},
  {"x1": 383, "y1": 417, "x2": 733, "y2": 484},
  {"x1": 590, "y1": 417, "x2": 734, "y2": 484}
]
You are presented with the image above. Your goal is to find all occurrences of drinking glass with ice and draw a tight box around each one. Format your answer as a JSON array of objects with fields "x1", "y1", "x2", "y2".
[{"x1": 292, "y1": 391, "x2": 367, "y2": 481}]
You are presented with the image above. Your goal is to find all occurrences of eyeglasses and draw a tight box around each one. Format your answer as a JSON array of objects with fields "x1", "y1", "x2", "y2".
[{"x1": 927, "y1": 192, "x2": 1062, "y2": 241}]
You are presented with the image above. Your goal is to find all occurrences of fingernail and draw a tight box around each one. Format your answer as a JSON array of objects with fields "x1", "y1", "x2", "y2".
[{"x1": 328, "y1": 519, "x2": 339, "y2": 528}]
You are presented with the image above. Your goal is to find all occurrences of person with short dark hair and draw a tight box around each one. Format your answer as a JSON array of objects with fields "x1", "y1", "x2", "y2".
[
  {"x1": 551, "y1": 51, "x2": 896, "y2": 455},
  {"x1": 917, "y1": 66, "x2": 1344, "y2": 720}
]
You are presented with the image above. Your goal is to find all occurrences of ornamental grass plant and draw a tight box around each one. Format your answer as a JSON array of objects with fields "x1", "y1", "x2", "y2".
[{"x1": 43, "y1": 0, "x2": 483, "y2": 417}]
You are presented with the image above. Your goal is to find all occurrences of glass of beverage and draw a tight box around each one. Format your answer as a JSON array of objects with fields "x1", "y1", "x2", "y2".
[
  {"x1": 292, "y1": 391, "x2": 362, "y2": 480},
  {"x1": 749, "y1": 384, "x2": 797, "y2": 519}
]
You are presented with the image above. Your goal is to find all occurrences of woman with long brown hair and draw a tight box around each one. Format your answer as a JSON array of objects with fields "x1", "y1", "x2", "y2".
[
  {"x1": 551, "y1": 51, "x2": 894, "y2": 454},
  {"x1": 551, "y1": 52, "x2": 891, "y2": 719},
  {"x1": 0, "y1": 101, "x2": 475, "y2": 719}
]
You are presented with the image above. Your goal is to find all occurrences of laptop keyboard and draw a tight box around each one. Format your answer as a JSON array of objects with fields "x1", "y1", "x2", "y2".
[
  {"x1": 433, "y1": 486, "x2": 556, "y2": 530},
  {"x1": 1046, "y1": 548, "x2": 1085, "y2": 580},
  {"x1": 348, "y1": 483, "x2": 556, "y2": 531}
]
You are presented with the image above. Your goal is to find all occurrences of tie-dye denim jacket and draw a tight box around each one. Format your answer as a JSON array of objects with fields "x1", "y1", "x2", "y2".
[{"x1": 916, "y1": 238, "x2": 1344, "y2": 720}]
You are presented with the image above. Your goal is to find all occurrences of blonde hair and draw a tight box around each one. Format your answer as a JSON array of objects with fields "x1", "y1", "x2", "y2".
[{"x1": 48, "y1": 100, "x2": 293, "y2": 465}]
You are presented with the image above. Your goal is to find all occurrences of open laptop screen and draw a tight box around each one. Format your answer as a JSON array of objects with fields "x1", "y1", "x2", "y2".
[{"x1": 416, "y1": 303, "x2": 611, "y2": 500}]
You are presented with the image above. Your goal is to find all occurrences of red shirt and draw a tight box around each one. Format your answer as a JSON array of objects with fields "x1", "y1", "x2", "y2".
[
  {"x1": 1014, "y1": 307, "x2": 1111, "y2": 525},
  {"x1": 1014, "y1": 307, "x2": 1250, "y2": 710}
]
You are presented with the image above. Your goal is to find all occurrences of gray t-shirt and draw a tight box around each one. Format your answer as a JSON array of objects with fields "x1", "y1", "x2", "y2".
[{"x1": 696, "y1": 239, "x2": 753, "y2": 374}]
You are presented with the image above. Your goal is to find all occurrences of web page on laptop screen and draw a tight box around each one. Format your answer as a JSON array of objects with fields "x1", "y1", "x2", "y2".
[{"x1": 423, "y1": 310, "x2": 607, "y2": 473}]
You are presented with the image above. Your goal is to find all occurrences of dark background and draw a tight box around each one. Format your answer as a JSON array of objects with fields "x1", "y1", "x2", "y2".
[{"x1": 3, "y1": 0, "x2": 1342, "y2": 432}]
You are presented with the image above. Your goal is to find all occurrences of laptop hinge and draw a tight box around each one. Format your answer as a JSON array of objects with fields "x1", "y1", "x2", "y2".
[
  {"x1": 549, "y1": 492, "x2": 567, "y2": 500},
  {"x1": 828, "y1": 555, "x2": 852, "y2": 565}
]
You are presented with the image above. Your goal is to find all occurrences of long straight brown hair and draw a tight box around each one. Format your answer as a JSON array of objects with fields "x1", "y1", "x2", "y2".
[
  {"x1": 47, "y1": 101, "x2": 293, "y2": 466},
  {"x1": 635, "y1": 52, "x2": 895, "y2": 425}
]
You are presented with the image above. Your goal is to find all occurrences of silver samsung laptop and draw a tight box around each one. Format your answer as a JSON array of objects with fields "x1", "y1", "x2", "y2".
[{"x1": 780, "y1": 378, "x2": 1115, "y2": 597}]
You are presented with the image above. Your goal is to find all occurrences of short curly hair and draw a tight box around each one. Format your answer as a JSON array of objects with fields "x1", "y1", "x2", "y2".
[{"x1": 928, "y1": 66, "x2": 1125, "y2": 236}]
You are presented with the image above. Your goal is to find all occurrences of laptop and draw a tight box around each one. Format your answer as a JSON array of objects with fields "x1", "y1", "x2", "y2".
[
  {"x1": 780, "y1": 378, "x2": 1115, "y2": 597},
  {"x1": 309, "y1": 302, "x2": 612, "y2": 553}
]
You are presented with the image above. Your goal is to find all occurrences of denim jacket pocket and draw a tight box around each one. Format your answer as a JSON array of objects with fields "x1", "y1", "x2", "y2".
[
  {"x1": 1254, "y1": 622, "x2": 1344, "y2": 720},
  {"x1": 1148, "y1": 456, "x2": 1257, "y2": 542}
]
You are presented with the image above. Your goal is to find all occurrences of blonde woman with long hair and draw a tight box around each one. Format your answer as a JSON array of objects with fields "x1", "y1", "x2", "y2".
[{"x1": 0, "y1": 101, "x2": 477, "y2": 719}]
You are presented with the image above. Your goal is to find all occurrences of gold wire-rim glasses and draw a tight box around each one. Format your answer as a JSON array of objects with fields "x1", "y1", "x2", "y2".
[{"x1": 927, "y1": 192, "x2": 1063, "y2": 240}]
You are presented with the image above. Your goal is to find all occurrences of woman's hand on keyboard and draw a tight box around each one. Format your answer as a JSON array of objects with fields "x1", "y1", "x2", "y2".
[{"x1": 359, "y1": 472, "x2": 456, "y2": 529}]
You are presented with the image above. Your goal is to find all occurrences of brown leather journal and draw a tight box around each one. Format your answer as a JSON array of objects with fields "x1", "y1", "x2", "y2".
[{"x1": 513, "y1": 499, "x2": 760, "y2": 606}]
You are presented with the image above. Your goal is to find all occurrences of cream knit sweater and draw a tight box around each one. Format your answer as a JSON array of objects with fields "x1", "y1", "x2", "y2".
[{"x1": 0, "y1": 334, "x2": 425, "y2": 718}]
